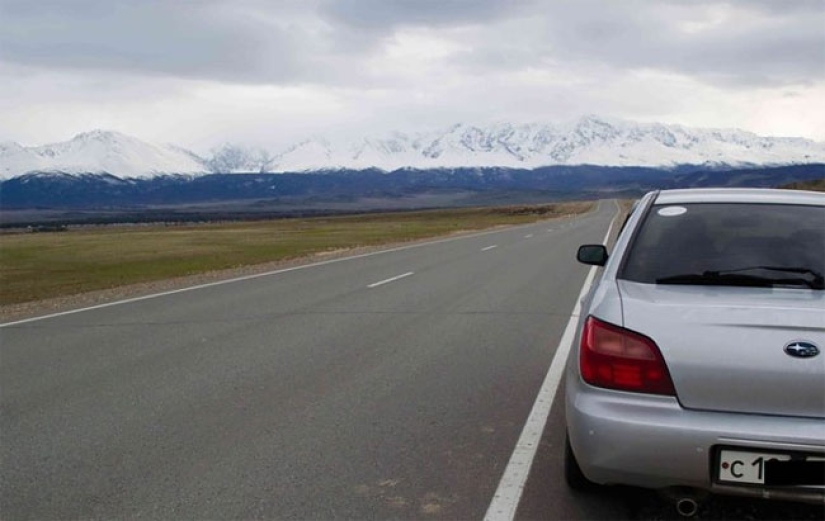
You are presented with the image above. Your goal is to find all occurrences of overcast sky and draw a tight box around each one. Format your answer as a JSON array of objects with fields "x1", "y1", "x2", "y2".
[{"x1": 1, "y1": 0, "x2": 823, "y2": 152}]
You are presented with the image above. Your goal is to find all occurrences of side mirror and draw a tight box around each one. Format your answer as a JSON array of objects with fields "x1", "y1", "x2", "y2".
[{"x1": 577, "y1": 244, "x2": 609, "y2": 266}]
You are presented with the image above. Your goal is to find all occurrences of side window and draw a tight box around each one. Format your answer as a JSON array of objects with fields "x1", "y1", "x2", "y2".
[{"x1": 617, "y1": 200, "x2": 640, "y2": 236}]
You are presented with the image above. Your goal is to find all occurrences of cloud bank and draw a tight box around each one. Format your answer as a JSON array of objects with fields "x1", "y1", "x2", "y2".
[{"x1": 1, "y1": 0, "x2": 823, "y2": 150}]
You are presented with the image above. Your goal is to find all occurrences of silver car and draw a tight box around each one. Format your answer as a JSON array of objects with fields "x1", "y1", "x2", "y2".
[{"x1": 565, "y1": 188, "x2": 825, "y2": 515}]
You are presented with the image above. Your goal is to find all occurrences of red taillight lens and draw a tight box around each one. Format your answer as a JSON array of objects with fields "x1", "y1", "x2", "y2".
[{"x1": 580, "y1": 316, "x2": 676, "y2": 396}]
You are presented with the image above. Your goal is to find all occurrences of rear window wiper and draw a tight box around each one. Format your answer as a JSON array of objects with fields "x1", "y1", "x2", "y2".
[
  {"x1": 656, "y1": 268, "x2": 824, "y2": 290},
  {"x1": 708, "y1": 266, "x2": 823, "y2": 279},
  {"x1": 707, "y1": 266, "x2": 824, "y2": 289}
]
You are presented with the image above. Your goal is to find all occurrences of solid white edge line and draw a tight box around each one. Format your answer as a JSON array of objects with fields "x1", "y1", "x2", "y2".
[
  {"x1": 1, "y1": 216, "x2": 560, "y2": 328},
  {"x1": 481, "y1": 245, "x2": 498, "y2": 252},
  {"x1": 367, "y1": 271, "x2": 415, "y2": 288},
  {"x1": 483, "y1": 200, "x2": 620, "y2": 521}
]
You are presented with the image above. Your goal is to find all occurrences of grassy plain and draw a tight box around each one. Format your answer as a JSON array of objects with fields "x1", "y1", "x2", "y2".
[
  {"x1": 781, "y1": 178, "x2": 825, "y2": 192},
  {"x1": 0, "y1": 202, "x2": 593, "y2": 306}
]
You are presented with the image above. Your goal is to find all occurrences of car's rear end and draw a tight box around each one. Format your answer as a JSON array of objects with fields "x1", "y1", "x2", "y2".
[{"x1": 565, "y1": 189, "x2": 825, "y2": 507}]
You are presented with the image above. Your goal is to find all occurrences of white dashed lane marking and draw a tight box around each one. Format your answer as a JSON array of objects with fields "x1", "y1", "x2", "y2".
[{"x1": 367, "y1": 272, "x2": 415, "y2": 288}]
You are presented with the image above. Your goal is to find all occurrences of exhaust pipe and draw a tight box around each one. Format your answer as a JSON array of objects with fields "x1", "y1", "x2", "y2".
[
  {"x1": 658, "y1": 487, "x2": 706, "y2": 518},
  {"x1": 675, "y1": 497, "x2": 699, "y2": 518}
]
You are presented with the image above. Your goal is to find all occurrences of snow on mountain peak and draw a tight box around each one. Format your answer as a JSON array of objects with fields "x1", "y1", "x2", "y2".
[
  {"x1": 71, "y1": 129, "x2": 128, "y2": 141},
  {"x1": 0, "y1": 130, "x2": 207, "y2": 180},
  {"x1": 1, "y1": 117, "x2": 823, "y2": 180},
  {"x1": 268, "y1": 116, "x2": 825, "y2": 172},
  {"x1": 0, "y1": 141, "x2": 24, "y2": 154},
  {"x1": 206, "y1": 143, "x2": 275, "y2": 173}
]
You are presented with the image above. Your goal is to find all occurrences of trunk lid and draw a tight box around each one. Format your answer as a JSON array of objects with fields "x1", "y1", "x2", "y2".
[{"x1": 618, "y1": 281, "x2": 825, "y2": 418}]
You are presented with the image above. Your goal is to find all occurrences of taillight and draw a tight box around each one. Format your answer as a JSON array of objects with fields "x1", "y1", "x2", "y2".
[{"x1": 580, "y1": 316, "x2": 676, "y2": 396}]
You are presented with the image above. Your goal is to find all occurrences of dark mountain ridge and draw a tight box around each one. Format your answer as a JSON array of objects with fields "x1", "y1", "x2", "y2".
[
  {"x1": 3, "y1": 163, "x2": 823, "y2": 207},
  {"x1": 1, "y1": 164, "x2": 822, "y2": 226}
]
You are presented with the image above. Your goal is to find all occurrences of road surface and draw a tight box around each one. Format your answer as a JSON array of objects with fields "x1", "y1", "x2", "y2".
[{"x1": 3, "y1": 200, "x2": 820, "y2": 520}]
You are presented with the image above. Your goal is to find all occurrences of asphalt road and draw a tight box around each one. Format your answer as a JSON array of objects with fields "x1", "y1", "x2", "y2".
[{"x1": 3, "y1": 200, "x2": 822, "y2": 521}]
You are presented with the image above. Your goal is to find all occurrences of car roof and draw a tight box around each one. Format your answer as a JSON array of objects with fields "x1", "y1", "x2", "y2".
[{"x1": 654, "y1": 188, "x2": 825, "y2": 206}]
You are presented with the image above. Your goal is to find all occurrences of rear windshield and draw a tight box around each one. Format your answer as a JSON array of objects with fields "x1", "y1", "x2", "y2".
[{"x1": 620, "y1": 203, "x2": 825, "y2": 289}]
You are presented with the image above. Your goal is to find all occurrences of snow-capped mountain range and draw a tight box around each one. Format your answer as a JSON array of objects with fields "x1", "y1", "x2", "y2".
[
  {"x1": 2, "y1": 116, "x2": 824, "y2": 180},
  {"x1": 0, "y1": 130, "x2": 205, "y2": 180}
]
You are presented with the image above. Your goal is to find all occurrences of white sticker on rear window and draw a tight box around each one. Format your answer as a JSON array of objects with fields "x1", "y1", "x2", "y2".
[{"x1": 658, "y1": 206, "x2": 687, "y2": 217}]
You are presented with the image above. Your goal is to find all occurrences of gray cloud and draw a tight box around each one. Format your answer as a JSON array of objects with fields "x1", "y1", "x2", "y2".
[
  {"x1": 0, "y1": 0, "x2": 323, "y2": 83},
  {"x1": 448, "y1": 0, "x2": 824, "y2": 87},
  {"x1": 721, "y1": 0, "x2": 824, "y2": 15},
  {"x1": 542, "y1": 0, "x2": 825, "y2": 86},
  {"x1": 0, "y1": 0, "x2": 823, "y2": 146},
  {"x1": 0, "y1": 0, "x2": 821, "y2": 88},
  {"x1": 317, "y1": 0, "x2": 529, "y2": 30}
]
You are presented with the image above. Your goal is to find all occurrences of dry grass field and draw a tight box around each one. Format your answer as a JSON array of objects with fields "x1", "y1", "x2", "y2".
[
  {"x1": 781, "y1": 178, "x2": 825, "y2": 192},
  {"x1": 0, "y1": 202, "x2": 593, "y2": 306}
]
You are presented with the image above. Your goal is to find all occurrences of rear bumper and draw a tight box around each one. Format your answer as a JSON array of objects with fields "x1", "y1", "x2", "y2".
[{"x1": 565, "y1": 375, "x2": 825, "y2": 504}]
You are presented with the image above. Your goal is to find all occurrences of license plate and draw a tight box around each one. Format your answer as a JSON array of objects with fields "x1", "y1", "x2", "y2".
[
  {"x1": 718, "y1": 450, "x2": 791, "y2": 485},
  {"x1": 717, "y1": 450, "x2": 825, "y2": 485}
]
